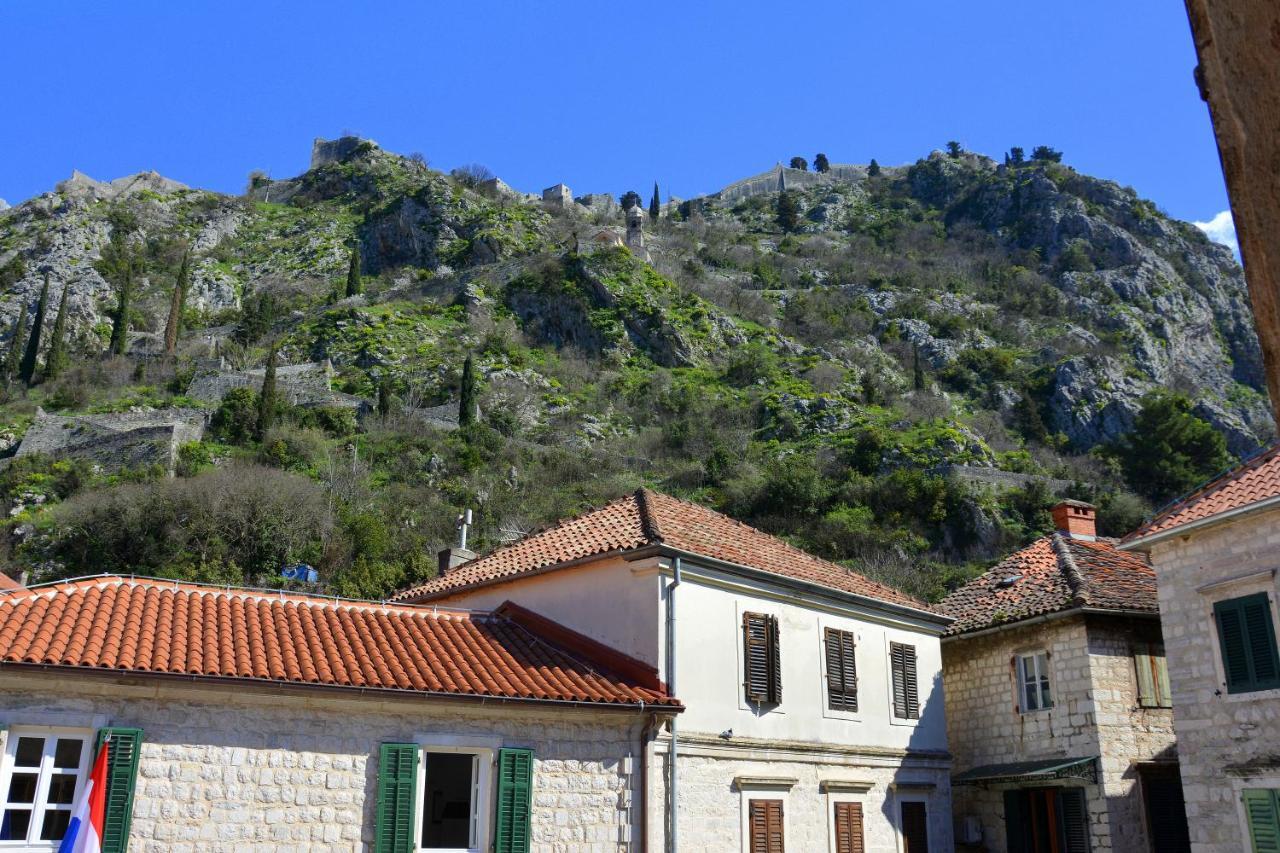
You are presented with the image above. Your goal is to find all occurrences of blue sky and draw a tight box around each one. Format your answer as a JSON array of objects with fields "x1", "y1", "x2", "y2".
[{"x1": 0, "y1": 0, "x2": 1232, "y2": 232}]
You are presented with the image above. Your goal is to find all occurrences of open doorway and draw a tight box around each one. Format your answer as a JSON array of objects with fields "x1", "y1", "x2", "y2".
[{"x1": 1138, "y1": 764, "x2": 1190, "y2": 853}]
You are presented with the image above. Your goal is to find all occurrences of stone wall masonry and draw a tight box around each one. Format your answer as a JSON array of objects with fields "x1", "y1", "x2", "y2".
[
  {"x1": 942, "y1": 613, "x2": 1176, "y2": 853},
  {"x1": 0, "y1": 673, "x2": 647, "y2": 853},
  {"x1": 1143, "y1": 505, "x2": 1280, "y2": 853},
  {"x1": 649, "y1": 737, "x2": 952, "y2": 853}
]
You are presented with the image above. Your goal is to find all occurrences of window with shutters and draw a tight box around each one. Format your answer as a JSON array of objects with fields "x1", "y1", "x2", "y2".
[
  {"x1": 899, "y1": 800, "x2": 929, "y2": 853},
  {"x1": 1015, "y1": 651, "x2": 1053, "y2": 712},
  {"x1": 824, "y1": 628, "x2": 858, "y2": 713},
  {"x1": 743, "y1": 612, "x2": 782, "y2": 705},
  {"x1": 0, "y1": 727, "x2": 93, "y2": 846},
  {"x1": 1243, "y1": 788, "x2": 1280, "y2": 853},
  {"x1": 1214, "y1": 593, "x2": 1280, "y2": 694},
  {"x1": 832, "y1": 800, "x2": 864, "y2": 853},
  {"x1": 97, "y1": 727, "x2": 143, "y2": 853},
  {"x1": 890, "y1": 641, "x2": 920, "y2": 720},
  {"x1": 1133, "y1": 643, "x2": 1173, "y2": 708},
  {"x1": 377, "y1": 743, "x2": 511, "y2": 853},
  {"x1": 748, "y1": 798, "x2": 785, "y2": 853}
]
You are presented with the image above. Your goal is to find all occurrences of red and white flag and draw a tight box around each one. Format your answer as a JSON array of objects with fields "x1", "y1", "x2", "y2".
[{"x1": 58, "y1": 738, "x2": 107, "y2": 853}]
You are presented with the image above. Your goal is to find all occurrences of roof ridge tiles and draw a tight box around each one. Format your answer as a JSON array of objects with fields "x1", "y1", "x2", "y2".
[
  {"x1": 634, "y1": 488, "x2": 665, "y2": 542},
  {"x1": 1051, "y1": 533, "x2": 1089, "y2": 606}
]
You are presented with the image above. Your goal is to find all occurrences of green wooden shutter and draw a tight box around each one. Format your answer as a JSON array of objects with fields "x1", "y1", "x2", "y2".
[
  {"x1": 1134, "y1": 643, "x2": 1157, "y2": 706},
  {"x1": 1244, "y1": 789, "x2": 1280, "y2": 853},
  {"x1": 495, "y1": 748, "x2": 533, "y2": 853},
  {"x1": 1216, "y1": 594, "x2": 1280, "y2": 693},
  {"x1": 1153, "y1": 650, "x2": 1173, "y2": 707},
  {"x1": 1057, "y1": 788, "x2": 1091, "y2": 853},
  {"x1": 376, "y1": 743, "x2": 418, "y2": 853},
  {"x1": 95, "y1": 727, "x2": 143, "y2": 853}
]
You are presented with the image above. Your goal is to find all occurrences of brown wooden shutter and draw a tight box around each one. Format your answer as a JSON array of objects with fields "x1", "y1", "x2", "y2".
[
  {"x1": 744, "y1": 612, "x2": 770, "y2": 703},
  {"x1": 825, "y1": 628, "x2": 858, "y2": 711},
  {"x1": 749, "y1": 799, "x2": 785, "y2": 853},
  {"x1": 767, "y1": 614, "x2": 782, "y2": 704},
  {"x1": 900, "y1": 800, "x2": 928, "y2": 853},
  {"x1": 891, "y1": 642, "x2": 920, "y2": 719},
  {"x1": 833, "y1": 801, "x2": 864, "y2": 853},
  {"x1": 743, "y1": 612, "x2": 781, "y2": 704}
]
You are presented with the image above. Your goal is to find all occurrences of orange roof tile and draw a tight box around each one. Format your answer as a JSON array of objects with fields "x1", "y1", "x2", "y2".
[
  {"x1": 938, "y1": 535, "x2": 1157, "y2": 636},
  {"x1": 1123, "y1": 442, "x2": 1280, "y2": 545},
  {"x1": 0, "y1": 572, "x2": 21, "y2": 592},
  {"x1": 0, "y1": 576, "x2": 677, "y2": 708},
  {"x1": 393, "y1": 489, "x2": 935, "y2": 614}
]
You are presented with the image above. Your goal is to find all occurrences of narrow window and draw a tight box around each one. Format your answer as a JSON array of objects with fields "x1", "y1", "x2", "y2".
[
  {"x1": 1133, "y1": 642, "x2": 1173, "y2": 708},
  {"x1": 1016, "y1": 652, "x2": 1053, "y2": 711},
  {"x1": 890, "y1": 642, "x2": 920, "y2": 719},
  {"x1": 899, "y1": 800, "x2": 929, "y2": 853},
  {"x1": 748, "y1": 798, "x2": 784, "y2": 853},
  {"x1": 1214, "y1": 593, "x2": 1280, "y2": 694},
  {"x1": 832, "y1": 801, "x2": 864, "y2": 853},
  {"x1": 743, "y1": 612, "x2": 781, "y2": 705},
  {"x1": 824, "y1": 627, "x2": 858, "y2": 712},
  {"x1": 0, "y1": 729, "x2": 92, "y2": 845}
]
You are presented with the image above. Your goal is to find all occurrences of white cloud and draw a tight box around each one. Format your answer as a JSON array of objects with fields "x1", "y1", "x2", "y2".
[{"x1": 1194, "y1": 209, "x2": 1239, "y2": 257}]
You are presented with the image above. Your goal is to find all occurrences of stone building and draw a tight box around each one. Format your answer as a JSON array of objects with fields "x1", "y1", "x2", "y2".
[
  {"x1": 939, "y1": 501, "x2": 1189, "y2": 853},
  {"x1": 541, "y1": 184, "x2": 573, "y2": 208},
  {"x1": 396, "y1": 489, "x2": 954, "y2": 853},
  {"x1": 1118, "y1": 442, "x2": 1280, "y2": 853},
  {"x1": 0, "y1": 576, "x2": 678, "y2": 852}
]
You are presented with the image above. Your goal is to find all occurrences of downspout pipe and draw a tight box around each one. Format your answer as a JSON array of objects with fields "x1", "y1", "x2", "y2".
[{"x1": 666, "y1": 557, "x2": 682, "y2": 853}]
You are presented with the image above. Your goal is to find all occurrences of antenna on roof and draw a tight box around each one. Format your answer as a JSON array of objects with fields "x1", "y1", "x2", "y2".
[{"x1": 457, "y1": 509, "x2": 473, "y2": 551}]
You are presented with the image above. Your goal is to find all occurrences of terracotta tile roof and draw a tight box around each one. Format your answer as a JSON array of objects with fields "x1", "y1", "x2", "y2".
[
  {"x1": 393, "y1": 489, "x2": 935, "y2": 614},
  {"x1": 0, "y1": 572, "x2": 21, "y2": 592},
  {"x1": 0, "y1": 576, "x2": 677, "y2": 708},
  {"x1": 938, "y1": 535, "x2": 1157, "y2": 636},
  {"x1": 1123, "y1": 441, "x2": 1280, "y2": 545}
]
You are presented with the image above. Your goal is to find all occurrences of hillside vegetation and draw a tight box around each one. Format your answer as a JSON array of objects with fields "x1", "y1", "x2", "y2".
[{"x1": 0, "y1": 140, "x2": 1269, "y2": 600}]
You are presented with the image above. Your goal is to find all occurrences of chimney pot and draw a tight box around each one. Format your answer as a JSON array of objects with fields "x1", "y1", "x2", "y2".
[
  {"x1": 1051, "y1": 501, "x2": 1096, "y2": 540},
  {"x1": 438, "y1": 547, "x2": 476, "y2": 577}
]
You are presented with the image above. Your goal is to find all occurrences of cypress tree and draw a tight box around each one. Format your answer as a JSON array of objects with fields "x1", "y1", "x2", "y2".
[
  {"x1": 164, "y1": 250, "x2": 189, "y2": 355},
  {"x1": 776, "y1": 191, "x2": 799, "y2": 233},
  {"x1": 648, "y1": 182, "x2": 660, "y2": 221},
  {"x1": 345, "y1": 248, "x2": 362, "y2": 298},
  {"x1": 377, "y1": 378, "x2": 393, "y2": 418},
  {"x1": 109, "y1": 265, "x2": 132, "y2": 356},
  {"x1": 867, "y1": 159, "x2": 881, "y2": 177},
  {"x1": 44, "y1": 281, "x2": 71, "y2": 382},
  {"x1": 19, "y1": 273, "x2": 50, "y2": 385},
  {"x1": 3, "y1": 308, "x2": 28, "y2": 384},
  {"x1": 458, "y1": 354, "x2": 476, "y2": 428},
  {"x1": 257, "y1": 346, "x2": 278, "y2": 437},
  {"x1": 912, "y1": 345, "x2": 925, "y2": 391}
]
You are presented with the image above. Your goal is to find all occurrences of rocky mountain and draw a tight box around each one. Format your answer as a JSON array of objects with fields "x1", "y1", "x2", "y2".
[{"x1": 0, "y1": 138, "x2": 1271, "y2": 599}]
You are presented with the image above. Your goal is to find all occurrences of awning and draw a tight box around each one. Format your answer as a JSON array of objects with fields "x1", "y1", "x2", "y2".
[{"x1": 953, "y1": 757, "x2": 1097, "y2": 786}]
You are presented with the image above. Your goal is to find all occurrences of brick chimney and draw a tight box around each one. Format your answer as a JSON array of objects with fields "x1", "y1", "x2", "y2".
[
  {"x1": 1051, "y1": 500, "x2": 1096, "y2": 540},
  {"x1": 437, "y1": 547, "x2": 476, "y2": 577}
]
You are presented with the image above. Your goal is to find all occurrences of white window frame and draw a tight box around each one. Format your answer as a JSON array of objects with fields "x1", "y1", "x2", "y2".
[
  {"x1": 884, "y1": 635, "x2": 921, "y2": 727},
  {"x1": 821, "y1": 780, "x2": 873, "y2": 853},
  {"x1": 1016, "y1": 651, "x2": 1053, "y2": 712},
  {"x1": 737, "y1": 778, "x2": 793, "y2": 853},
  {"x1": 412, "y1": 742, "x2": 494, "y2": 853},
  {"x1": 893, "y1": 791, "x2": 931, "y2": 853},
  {"x1": 0, "y1": 726, "x2": 93, "y2": 850}
]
